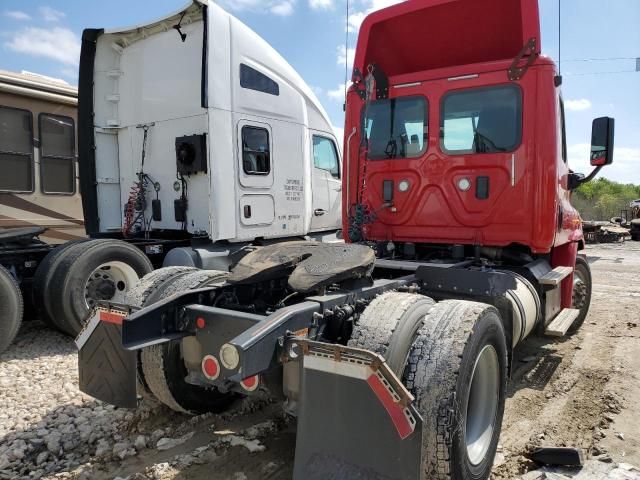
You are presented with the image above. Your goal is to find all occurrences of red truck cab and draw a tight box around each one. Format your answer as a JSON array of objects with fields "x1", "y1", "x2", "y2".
[{"x1": 343, "y1": 0, "x2": 614, "y2": 307}]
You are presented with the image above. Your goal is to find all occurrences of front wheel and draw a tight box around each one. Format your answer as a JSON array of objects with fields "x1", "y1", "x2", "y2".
[
  {"x1": 404, "y1": 300, "x2": 508, "y2": 480},
  {"x1": 569, "y1": 255, "x2": 592, "y2": 334}
]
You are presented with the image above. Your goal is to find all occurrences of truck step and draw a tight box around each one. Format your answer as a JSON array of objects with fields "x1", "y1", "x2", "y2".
[
  {"x1": 539, "y1": 266, "x2": 574, "y2": 286},
  {"x1": 545, "y1": 308, "x2": 580, "y2": 337}
]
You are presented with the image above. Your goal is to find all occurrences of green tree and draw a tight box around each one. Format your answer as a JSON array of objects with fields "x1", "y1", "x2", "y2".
[{"x1": 573, "y1": 178, "x2": 640, "y2": 220}]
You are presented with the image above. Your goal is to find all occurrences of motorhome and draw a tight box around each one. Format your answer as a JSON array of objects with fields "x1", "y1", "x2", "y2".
[
  {"x1": 0, "y1": 70, "x2": 82, "y2": 242},
  {"x1": 0, "y1": 70, "x2": 83, "y2": 353}
]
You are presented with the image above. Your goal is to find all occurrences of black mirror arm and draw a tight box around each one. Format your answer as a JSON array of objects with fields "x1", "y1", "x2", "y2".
[{"x1": 568, "y1": 165, "x2": 603, "y2": 190}]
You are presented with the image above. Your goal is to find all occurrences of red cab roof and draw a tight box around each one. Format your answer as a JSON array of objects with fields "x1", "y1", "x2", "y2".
[{"x1": 354, "y1": 0, "x2": 541, "y2": 78}]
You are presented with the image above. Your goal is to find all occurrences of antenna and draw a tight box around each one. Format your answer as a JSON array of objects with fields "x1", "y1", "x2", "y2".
[
  {"x1": 558, "y1": 0, "x2": 561, "y2": 75},
  {"x1": 343, "y1": 0, "x2": 350, "y2": 108}
]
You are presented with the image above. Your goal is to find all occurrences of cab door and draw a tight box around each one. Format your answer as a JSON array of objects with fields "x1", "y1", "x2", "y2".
[
  {"x1": 236, "y1": 120, "x2": 275, "y2": 228},
  {"x1": 310, "y1": 134, "x2": 341, "y2": 232}
]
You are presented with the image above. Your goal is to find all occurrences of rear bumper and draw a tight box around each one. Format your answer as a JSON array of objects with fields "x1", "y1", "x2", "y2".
[{"x1": 77, "y1": 306, "x2": 425, "y2": 480}]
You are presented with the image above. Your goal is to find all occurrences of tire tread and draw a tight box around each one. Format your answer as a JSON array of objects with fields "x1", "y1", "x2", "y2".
[
  {"x1": 0, "y1": 265, "x2": 23, "y2": 354},
  {"x1": 405, "y1": 300, "x2": 504, "y2": 480}
]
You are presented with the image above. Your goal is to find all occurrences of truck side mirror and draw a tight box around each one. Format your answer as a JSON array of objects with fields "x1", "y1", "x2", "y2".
[
  {"x1": 568, "y1": 117, "x2": 616, "y2": 190},
  {"x1": 590, "y1": 117, "x2": 615, "y2": 166}
]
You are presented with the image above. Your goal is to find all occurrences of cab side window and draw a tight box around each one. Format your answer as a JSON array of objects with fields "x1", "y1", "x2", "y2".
[
  {"x1": 0, "y1": 106, "x2": 34, "y2": 192},
  {"x1": 242, "y1": 126, "x2": 270, "y2": 175},
  {"x1": 313, "y1": 136, "x2": 340, "y2": 179},
  {"x1": 559, "y1": 98, "x2": 568, "y2": 163},
  {"x1": 240, "y1": 64, "x2": 279, "y2": 96},
  {"x1": 39, "y1": 114, "x2": 75, "y2": 194}
]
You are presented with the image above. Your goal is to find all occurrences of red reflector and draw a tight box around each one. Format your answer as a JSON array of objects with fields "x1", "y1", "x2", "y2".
[
  {"x1": 201, "y1": 355, "x2": 220, "y2": 380},
  {"x1": 99, "y1": 311, "x2": 125, "y2": 325},
  {"x1": 240, "y1": 375, "x2": 259, "y2": 392},
  {"x1": 196, "y1": 317, "x2": 206, "y2": 329},
  {"x1": 367, "y1": 373, "x2": 414, "y2": 439}
]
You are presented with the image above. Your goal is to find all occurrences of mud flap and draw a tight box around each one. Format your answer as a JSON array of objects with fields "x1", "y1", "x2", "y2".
[
  {"x1": 292, "y1": 340, "x2": 423, "y2": 480},
  {"x1": 76, "y1": 307, "x2": 138, "y2": 408}
]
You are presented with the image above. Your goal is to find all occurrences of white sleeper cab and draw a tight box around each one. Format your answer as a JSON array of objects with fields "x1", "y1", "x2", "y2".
[{"x1": 28, "y1": 0, "x2": 343, "y2": 337}]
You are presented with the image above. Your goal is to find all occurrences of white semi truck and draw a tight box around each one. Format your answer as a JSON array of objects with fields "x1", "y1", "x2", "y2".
[{"x1": 25, "y1": 0, "x2": 342, "y2": 338}]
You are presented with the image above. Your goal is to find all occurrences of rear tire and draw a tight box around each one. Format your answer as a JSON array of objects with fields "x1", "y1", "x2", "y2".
[
  {"x1": 135, "y1": 268, "x2": 233, "y2": 414},
  {"x1": 47, "y1": 240, "x2": 153, "y2": 336},
  {"x1": 0, "y1": 265, "x2": 23, "y2": 354},
  {"x1": 404, "y1": 300, "x2": 507, "y2": 480},
  {"x1": 125, "y1": 266, "x2": 198, "y2": 394},
  {"x1": 348, "y1": 291, "x2": 434, "y2": 375},
  {"x1": 32, "y1": 239, "x2": 89, "y2": 329}
]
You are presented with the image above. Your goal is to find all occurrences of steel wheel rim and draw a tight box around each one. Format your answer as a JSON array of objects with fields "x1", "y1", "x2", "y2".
[
  {"x1": 465, "y1": 344, "x2": 500, "y2": 466},
  {"x1": 84, "y1": 261, "x2": 139, "y2": 308}
]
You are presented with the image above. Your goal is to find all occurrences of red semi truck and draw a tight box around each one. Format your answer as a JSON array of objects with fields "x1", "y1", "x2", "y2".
[{"x1": 77, "y1": 0, "x2": 615, "y2": 479}]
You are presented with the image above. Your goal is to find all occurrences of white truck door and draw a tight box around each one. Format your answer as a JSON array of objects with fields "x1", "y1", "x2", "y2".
[
  {"x1": 236, "y1": 120, "x2": 276, "y2": 228},
  {"x1": 310, "y1": 134, "x2": 341, "y2": 231}
]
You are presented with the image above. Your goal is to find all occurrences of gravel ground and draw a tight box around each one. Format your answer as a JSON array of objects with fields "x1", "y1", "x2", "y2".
[{"x1": 0, "y1": 242, "x2": 639, "y2": 479}]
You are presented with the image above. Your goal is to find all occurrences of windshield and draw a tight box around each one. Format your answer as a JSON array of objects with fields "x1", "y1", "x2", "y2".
[
  {"x1": 363, "y1": 96, "x2": 427, "y2": 160},
  {"x1": 441, "y1": 85, "x2": 522, "y2": 154}
]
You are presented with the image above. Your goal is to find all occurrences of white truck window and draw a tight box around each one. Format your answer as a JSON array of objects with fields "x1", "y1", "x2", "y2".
[
  {"x1": 242, "y1": 126, "x2": 270, "y2": 175},
  {"x1": 39, "y1": 114, "x2": 75, "y2": 194},
  {"x1": 313, "y1": 136, "x2": 340, "y2": 179},
  {"x1": 0, "y1": 106, "x2": 33, "y2": 192}
]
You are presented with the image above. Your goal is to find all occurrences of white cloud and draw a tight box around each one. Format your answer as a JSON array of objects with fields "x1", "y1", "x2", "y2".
[
  {"x1": 271, "y1": 1, "x2": 295, "y2": 15},
  {"x1": 219, "y1": 0, "x2": 296, "y2": 16},
  {"x1": 5, "y1": 11, "x2": 31, "y2": 21},
  {"x1": 565, "y1": 99, "x2": 592, "y2": 112},
  {"x1": 327, "y1": 83, "x2": 347, "y2": 101},
  {"x1": 347, "y1": 12, "x2": 366, "y2": 32},
  {"x1": 347, "y1": 0, "x2": 404, "y2": 32},
  {"x1": 309, "y1": 0, "x2": 333, "y2": 9},
  {"x1": 5, "y1": 27, "x2": 80, "y2": 66},
  {"x1": 39, "y1": 6, "x2": 66, "y2": 22},
  {"x1": 568, "y1": 143, "x2": 640, "y2": 184},
  {"x1": 337, "y1": 45, "x2": 355, "y2": 67},
  {"x1": 59, "y1": 67, "x2": 78, "y2": 83}
]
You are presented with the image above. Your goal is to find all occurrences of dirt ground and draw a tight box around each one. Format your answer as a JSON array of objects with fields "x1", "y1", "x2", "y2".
[
  {"x1": 493, "y1": 241, "x2": 640, "y2": 478},
  {"x1": 1, "y1": 242, "x2": 639, "y2": 480}
]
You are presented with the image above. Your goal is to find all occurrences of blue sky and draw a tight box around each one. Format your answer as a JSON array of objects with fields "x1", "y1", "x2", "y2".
[{"x1": 1, "y1": 0, "x2": 638, "y2": 183}]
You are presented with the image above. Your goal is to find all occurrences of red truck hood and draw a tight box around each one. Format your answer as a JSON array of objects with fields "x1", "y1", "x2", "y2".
[{"x1": 354, "y1": 0, "x2": 541, "y2": 77}]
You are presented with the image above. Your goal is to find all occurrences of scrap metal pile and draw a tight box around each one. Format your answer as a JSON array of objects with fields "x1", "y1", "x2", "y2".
[
  {"x1": 584, "y1": 204, "x2": 640, "y2": 243},
  {"x1": 583, "y1": 221, "x2": 630, "y2": 243}
]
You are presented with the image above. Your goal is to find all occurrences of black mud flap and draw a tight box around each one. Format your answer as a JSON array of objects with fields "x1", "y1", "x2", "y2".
[
  {"x1": 292, "y1": 340, "x2": 423, "y2": 480},
  {"x1": 76, "y1": 307, "x2": 138, "y2": 408}
]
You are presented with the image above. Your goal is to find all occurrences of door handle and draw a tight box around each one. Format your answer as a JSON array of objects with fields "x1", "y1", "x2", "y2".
[
  {"x1": 314, "y1": 209, "x2": 326, "y2": 216},
  {"x1": 333, "y1": 186, "x2": 342, "y2": 192}
]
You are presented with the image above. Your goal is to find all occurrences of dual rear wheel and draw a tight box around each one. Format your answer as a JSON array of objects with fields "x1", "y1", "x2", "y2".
[
  {"x1": 33, "y1": 239, "x2": 153, "y2": 336},
  {"x1": 128, "y1": 267, "x2": 235, "y2": 414},
  {"x1": 351, "y1": 292, "x2": 507, "y2": 480}
]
